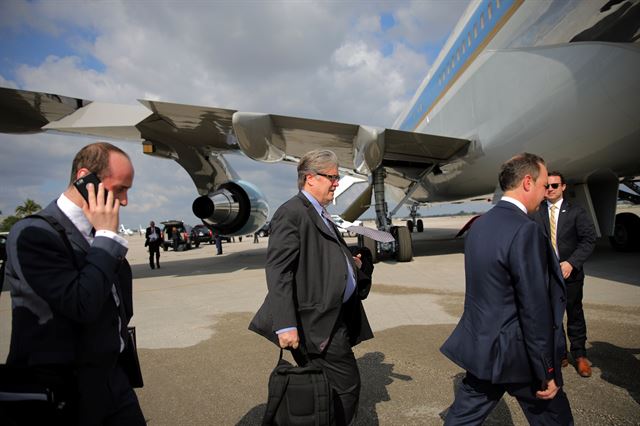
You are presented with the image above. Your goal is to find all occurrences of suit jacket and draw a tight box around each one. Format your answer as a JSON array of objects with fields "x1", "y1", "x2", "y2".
[
  {"x1": 533, "y1": 200, "x2": 597, "y2": 282},
  {"x1": 249, "y1": 192, "x2": 373, "y2": 354},
  {"x1": 441, "y1": 201, "x2": 567, "y2": 386},
  {"x1": 6, "y1": 200, "x2": 133, "y2": 373},
  {"x1": 145, "y1": 225, "x2": 162, "y2": 248}
]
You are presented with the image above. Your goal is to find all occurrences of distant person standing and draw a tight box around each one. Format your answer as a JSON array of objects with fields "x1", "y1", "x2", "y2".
[
  {"x1": 171, "y1": 227, "x2": 179, "y2": 251},
  {"x1": 145, "y1": 220, "x2": 162, "y2": 269},
  {"x1": 533, "y1": 171, "x2": 597, "y2": 377},
  {"x1": 214, "y1": 229, "x2": 223, "y2": 255},
  {"x1": 441, "y1": 153, "x2": 572, "y2": 425}
]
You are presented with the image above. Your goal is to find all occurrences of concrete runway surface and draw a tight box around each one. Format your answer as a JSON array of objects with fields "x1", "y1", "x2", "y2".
[{"x1": 1, "y1": 211, "x2": 639, "y2": 425}]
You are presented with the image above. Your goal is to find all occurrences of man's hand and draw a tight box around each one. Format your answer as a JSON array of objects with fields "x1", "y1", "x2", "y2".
[
  {"x1": 536, "y1": 379, "x2": 560, "y2": 400},
  {"x1": 82, "y1": 183, "x2": 120, "y2": 233},
  {"x1": 560, "y1": 261, "x2": 573, "y2": 279},
  {"x1": 353, "y1": 253, "x2": 363, "y2": 269},
  {"x1": 278, "y1": 329, "x2": 299, "y2": 349}
]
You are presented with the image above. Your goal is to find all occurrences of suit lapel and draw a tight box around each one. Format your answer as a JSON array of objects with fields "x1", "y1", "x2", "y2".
[
  {"x1": 557, "y1": 200, "x2": 569, "y2": 236},
  {"x1": 297, "y1": 192, "x2": 338, "y2": 241}
]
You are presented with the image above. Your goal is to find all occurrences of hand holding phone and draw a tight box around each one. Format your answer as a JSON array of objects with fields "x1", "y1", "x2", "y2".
[
  {"x1": 73, "y1": 172, "x2": 119, "y2": 233},
  {"x1": 74, "y1": 172, "x2": 104, "y2": 204}
]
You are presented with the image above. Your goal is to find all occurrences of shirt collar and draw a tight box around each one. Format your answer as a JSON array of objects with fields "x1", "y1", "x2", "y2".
[
  {"x1": 57, "y1": 193, "x2": 93, "y2": 241},
  {"x1": 301, "y1": 190, "x2": 325, "y2": 217},
  {"x1": 501, "y1": 196, "x2": 527, "y2": 214},
  {"x1": 546, "y1": 198, "x2": 563, "y2": 209}
]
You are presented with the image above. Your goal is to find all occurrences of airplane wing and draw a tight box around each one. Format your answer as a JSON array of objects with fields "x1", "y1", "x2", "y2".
[{"x1": 0, "y1": 86, "x2": 470, "y2": 215}]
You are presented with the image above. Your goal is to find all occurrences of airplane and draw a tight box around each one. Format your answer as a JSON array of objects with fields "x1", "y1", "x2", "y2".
[
  {"x1": 118, "y1": 224, "x2": 135, "y2": 236},
  {"x1": 1, "y1": 0, "x2": 639, "y2": 263}
]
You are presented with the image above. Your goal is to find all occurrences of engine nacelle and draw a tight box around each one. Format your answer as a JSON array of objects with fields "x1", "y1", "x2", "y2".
[{"x1": 192, "y1": 180, "x2": 269, "y2": 236}]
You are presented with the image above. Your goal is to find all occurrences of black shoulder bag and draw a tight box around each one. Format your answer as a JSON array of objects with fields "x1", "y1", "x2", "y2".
[{"x1": 262, "y1": 348, "x2": 333, "y2": 426}]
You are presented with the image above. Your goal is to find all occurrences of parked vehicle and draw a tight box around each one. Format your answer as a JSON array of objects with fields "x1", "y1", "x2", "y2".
[
  {"x1": 256, "y1": 221, "x2": 271, "y2": 238},
  {"x1": 161, "y1": 220, "x2": 192, "y2": 251},
  {"x1": 191, "y1": 224, "x2": 213, "y2": 247}
]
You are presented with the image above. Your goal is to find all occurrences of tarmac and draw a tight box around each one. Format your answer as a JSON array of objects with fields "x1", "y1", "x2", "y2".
[{"x1": 1, "y1": 211, "x2": 639, "y2": 425}]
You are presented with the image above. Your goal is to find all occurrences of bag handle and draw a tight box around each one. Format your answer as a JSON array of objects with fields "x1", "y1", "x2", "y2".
[{"x1": 262, "y1": 349, "x2": 290, "y2": 425}]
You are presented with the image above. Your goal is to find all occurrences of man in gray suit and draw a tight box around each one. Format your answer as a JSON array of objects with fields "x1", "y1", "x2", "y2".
[
  {"x1": 5, "y1": 142, "x2": 144, "y2": 425},
  {"x1": 441, "y1": 153, "x2": 573, "y2": 425},
  {"x1": 250, "y1": 149, "x2": 374, "y2": 425}
]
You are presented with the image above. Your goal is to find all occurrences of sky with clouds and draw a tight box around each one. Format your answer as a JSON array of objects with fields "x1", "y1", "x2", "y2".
[{"x1": 0, "y1": 0, "x2": 484, "y2": 230}]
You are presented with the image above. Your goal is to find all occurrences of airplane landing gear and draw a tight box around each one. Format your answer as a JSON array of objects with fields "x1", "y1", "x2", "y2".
[{"x1": 361, "y1": 168, "x2": 413, "y2": 262}]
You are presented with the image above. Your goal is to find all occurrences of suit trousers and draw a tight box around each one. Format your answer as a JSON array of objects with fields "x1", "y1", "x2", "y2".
[
  {"x1": 77, "y1": 360, "x2": 145, "y2": 426},
  {"x1": 444, "y1": 372, "x2": 573, "y2": 426},
  {"x1": 148, "y1": 242, "x2": 160, "y2": 268},
  {"x1": 566, "y1": 278, "x2": 587, "y2": 358},
  {"x1": 293, "y1": 308, "x2": 360, "y2": 426}
]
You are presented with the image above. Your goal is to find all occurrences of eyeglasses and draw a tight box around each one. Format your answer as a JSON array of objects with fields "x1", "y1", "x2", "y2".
[
  {"x1": 316, "y1": 172, "x2": 341, "y2": 182},
  {"x1": 544, "y1": 183, "x2": 561, "y2": 189}
]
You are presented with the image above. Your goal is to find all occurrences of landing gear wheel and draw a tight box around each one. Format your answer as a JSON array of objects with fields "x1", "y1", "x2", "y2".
[
  {"x1": 609, "y1": 212, "x2": 640, "y2": 252},
  {"x1": 416, "y1": 219, "x2": 424, "y2": 233},
  {"x1": 406, "y1": 220, "x2": 414, "y2": 232},
  {"x1": 394, "y1": 226, "x2": 413, "y2": 262}
]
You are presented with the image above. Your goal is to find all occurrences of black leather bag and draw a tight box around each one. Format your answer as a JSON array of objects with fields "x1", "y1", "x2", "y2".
[
  {"x1": 262, "y1": 349, "x2": 333, "y2": 426},
  {"x1": 120, "y1": 327, "x2": 144, "y2": 388}
]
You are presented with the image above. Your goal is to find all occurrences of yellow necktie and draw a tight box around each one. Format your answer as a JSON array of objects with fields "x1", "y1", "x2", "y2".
[{"x1": 549, "y1": 205, "x2": 558, "y2": 254}]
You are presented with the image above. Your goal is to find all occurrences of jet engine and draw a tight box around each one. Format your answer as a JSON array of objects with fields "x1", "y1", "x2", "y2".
[{"x1": 192, "y1": 180, "x2": 268, "y2": 237}]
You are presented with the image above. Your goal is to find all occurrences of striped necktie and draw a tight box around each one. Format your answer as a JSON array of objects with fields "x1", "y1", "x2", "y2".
[{"x1": 549, "y1": 205, "x2": 558, "y2": 255}]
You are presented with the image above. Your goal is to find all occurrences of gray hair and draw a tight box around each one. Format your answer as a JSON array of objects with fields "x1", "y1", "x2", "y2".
[{"x1": 297, "y1": 149, "x2": 339, "y2": 190}]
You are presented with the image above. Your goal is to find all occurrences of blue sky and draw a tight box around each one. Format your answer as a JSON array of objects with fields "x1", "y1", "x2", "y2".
[{"x1": 0, "y1": 0, "x2": 479, "y2": 229}]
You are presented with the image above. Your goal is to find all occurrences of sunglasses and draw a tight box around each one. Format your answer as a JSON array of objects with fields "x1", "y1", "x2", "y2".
[
  {"x1": 544, "y1": 183, "x2": 561, "y2": 189},
  {"x1": 316, "y1": 172, "x2": 341, "y2": 182}
]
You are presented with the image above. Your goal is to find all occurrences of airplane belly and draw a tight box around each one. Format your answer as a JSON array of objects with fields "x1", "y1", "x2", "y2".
[{"x1": 419, "y1": 42, "x2": 640, "y2": 201}]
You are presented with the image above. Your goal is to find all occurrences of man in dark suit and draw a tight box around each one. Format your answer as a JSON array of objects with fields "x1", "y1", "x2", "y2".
[
  {"x1": 533, "y1": 171, "x2": 597, "y2": 377},
  {"x1": 4, "y1": 142, "x2": 145, "y2": 425},
  {"x1": 145, "y1": 220, "x2": 162, "y2": 269},
  {"x1": 250, "y1": 149, "x2": 373, "y2": 425},
  {"x1": 441, "y1": 153, "x2": 573, "y2": 425}
]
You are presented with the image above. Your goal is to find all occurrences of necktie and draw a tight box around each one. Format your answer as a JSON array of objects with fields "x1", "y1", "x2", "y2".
[
  {"x1": 321, "y1": 210, "x2": 339, "y2": 237},
  {"x1": 549, "y1": 205, "x2": 558, "y2": 255},
  {"x1": 321, "y1": 209, "x2": 357, "y2": 302}
]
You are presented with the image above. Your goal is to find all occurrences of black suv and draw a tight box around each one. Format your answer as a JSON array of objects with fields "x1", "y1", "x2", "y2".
[
  {"x1": 256, "y1": 221, "x2": 271, "y2": 238},
  {"x1": 161, "y1": 220, "x2": 192, "y2": 251},
  {"x1": 191, "y1": 224, "x2": 213, "y2": 247}
]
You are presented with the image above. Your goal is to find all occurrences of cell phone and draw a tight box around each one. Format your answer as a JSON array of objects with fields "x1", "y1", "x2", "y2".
[{"x1": 73, "y1": 172, "x2": 105, "y2": 204}]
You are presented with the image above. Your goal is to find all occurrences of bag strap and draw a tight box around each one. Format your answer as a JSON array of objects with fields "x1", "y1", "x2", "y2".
[
  {"x1": 262, "y1": 349, "x2": 290, "y2": 425},
  {"x1": 26, "y1": 214, "x2": 78, "y2": 269}
]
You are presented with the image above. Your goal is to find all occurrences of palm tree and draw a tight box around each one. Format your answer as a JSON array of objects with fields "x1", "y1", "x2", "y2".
[{"x1": 14, "y1": 199, "x2": 42, "y2": 218}]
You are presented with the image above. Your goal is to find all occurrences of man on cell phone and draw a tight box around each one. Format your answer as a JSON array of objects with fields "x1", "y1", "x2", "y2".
[{"x1": 4, "y1": 142, "x2": 145, "y2": 425}]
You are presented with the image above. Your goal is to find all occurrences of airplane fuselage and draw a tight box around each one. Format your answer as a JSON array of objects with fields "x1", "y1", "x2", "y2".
[{"x1": 395, "y1": 0, "x2": 640, "y2": 203}]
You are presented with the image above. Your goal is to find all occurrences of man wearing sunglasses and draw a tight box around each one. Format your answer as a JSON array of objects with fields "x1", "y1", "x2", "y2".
[{"x1": 533, "y1": 171, "x2": 596, "y2": 377}]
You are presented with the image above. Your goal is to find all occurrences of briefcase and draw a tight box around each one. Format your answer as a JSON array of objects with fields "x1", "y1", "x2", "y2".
[
  {"x1": 120, "y1": 327, "x2": 144, "y2": 388},
  {"x1": 262, "y1": 349, "x2": 333, "y2": 426}
]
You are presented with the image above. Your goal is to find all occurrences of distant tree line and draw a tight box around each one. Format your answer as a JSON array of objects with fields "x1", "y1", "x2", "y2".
[{"x1": 0, "y1": 199, "x2": 42, "y2": 232}]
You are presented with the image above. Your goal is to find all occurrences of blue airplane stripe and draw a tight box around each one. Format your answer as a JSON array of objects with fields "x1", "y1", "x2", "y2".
[{"x1": 399, "y1": 0, "x2": 521, "y2": 132}]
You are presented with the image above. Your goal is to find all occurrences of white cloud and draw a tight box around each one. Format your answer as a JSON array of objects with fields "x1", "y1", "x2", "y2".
[{"x1": 1, "y1": 0, "x2": 466, "y2": 227}]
